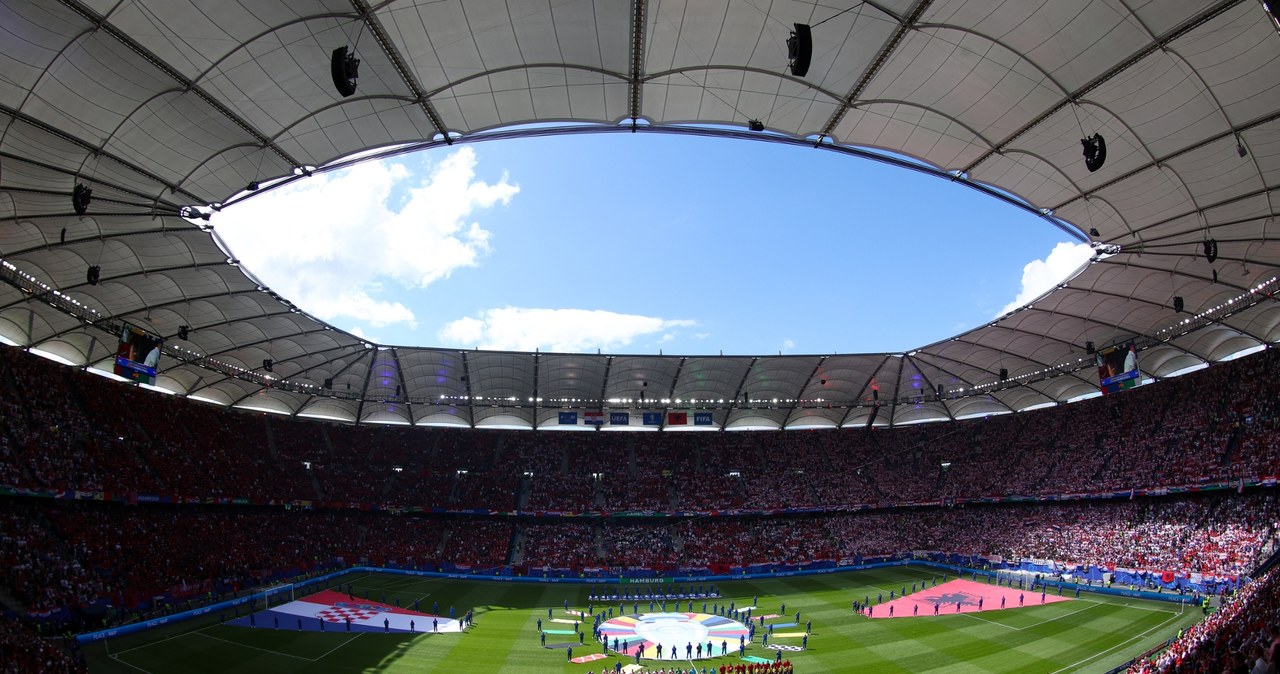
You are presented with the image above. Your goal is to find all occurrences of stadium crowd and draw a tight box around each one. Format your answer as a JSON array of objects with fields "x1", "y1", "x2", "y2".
[
  {"x1": 1, "y1": 346, "x2": 1278, "y2": 512},
  {"x1": 1, "y1": 344, "x2": 1279, "y2": 669},
  {"x1": 1127, "y1": 565, "x2": 1280, "y2": 673},
  {"x1": 1, "y1": 491, "x2": 1273, "y2": 629},
  {"x1": 0, "y1": 617, "x2": 84, "y2": 674}
]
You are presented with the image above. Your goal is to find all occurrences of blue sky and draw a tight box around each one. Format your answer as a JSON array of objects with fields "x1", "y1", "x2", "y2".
[{"x1": 213, "y1": 132, "x2": 1093, "y2": 355}]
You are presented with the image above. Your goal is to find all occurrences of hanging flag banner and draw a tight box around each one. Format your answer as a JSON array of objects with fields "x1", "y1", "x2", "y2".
[
  {"x1": 668, "y1": 412, "x2": 688, "y2": 425},
  {"x1": 558, "y1": 411, "x2": 578, "y2": 425},
  {"x1": 694, "y1": 412, "x2": 714, "y2": 426},
  {"x1": 584, "y1": 411, "x2": 604, "y2": 426},
  {"x1": 642, "y1": 412, "x2": 663, "y2": 425},
  {"x1": 610, "y1": 412, "x2": 630, "y2": 425}
]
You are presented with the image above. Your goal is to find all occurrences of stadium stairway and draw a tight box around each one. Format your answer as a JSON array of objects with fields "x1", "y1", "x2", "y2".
[
  {"x1": 507, "y1": 528, "x2": 522, "y2": 565},
  {"x1": 379, "y1": 467, "x2": 399, "y2": 501},
  {"x1": 515, "y1": 475, "x2": 531, "y2": 510},
  {"x1": 626, "y1": 435, "x2": 638, "y2": 479},
  {"x1": 446, "y1": 474, "x2": 461, "y2": 505},
  {"x1": 1222, "y1": 426, "x2": 1246, "y2": 467},
  {"x1": 0, "y1": 585, "x2": 25, "y2": 615},
  {"x1": 263, "y1": 417, "x2": 279, "y2": 459}
]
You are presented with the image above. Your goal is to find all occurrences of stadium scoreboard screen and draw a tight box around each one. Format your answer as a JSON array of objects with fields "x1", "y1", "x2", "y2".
[
  {"x1": 1096, "y1": 341, "x2": 1140, "y2": 395},
  {"x1": 115, "y1": 323, "x2": 162, "y2": 385}
]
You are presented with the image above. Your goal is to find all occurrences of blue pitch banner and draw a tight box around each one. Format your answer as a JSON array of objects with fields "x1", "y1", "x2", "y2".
[
  {"x1": 642, "y1": 412, "x2": 663, "y2": 425},
  {"x1": 610, "y1": 412, "x2": 630, "y2": 425},
  {"x1": 694, "y1": 412, "x2": 714, "y2": 426},
  {"x1": 558, "y1": 411, "x2": 578, "y2": 424}
]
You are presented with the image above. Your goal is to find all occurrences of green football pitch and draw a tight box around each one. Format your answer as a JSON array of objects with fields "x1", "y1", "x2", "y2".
[{"x1": 84, "y1": 567, "x2": 1197, "y2": 673}]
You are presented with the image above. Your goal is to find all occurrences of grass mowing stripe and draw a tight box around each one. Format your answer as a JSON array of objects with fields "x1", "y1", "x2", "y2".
[
  {"x1": 193, "y1": 630, "x2": 316, "y2": 662},
  {"x1": 959, "y1": 611, "x2": 1021, "y2": 630},
  {"x1": 1047, "y1": 612, "x2": 1180, "y2": 674},
  {"x1": 312, "y1": 633, "x2": 362, "y2": 661},
  {"x1": 108, "y1": 654, "x2": 157, "y2": 674},
  {"x1": 85, "y1": 570, "x2": 1194, "y2": 673},
  {"x1": 110, "y1": 624, "x2": 214, "y2": 657}
]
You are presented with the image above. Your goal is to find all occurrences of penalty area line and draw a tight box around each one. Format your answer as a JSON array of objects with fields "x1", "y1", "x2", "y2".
[
  {"x1": 960, "y1": 599, "x2": 1101, "y2": 632},
  {"x1": 192, "y1": 630, "x2": 315, "y2": 662},
  {"x1": 314, "y1": 632, "x2": 363, "y2": 661},
  {"x1": 108, "y1": 623, "x2": 217, "y2": 657},
  {"x1": 959, "y1": 612, "x2": 1020, "y2": 631},
  {"x1": 1020, "y1": 601, "x2": 1103, "y2": 630},
  {"x1": 109, "y1": 653, "x2": 157, "y2": 674},
  {"x1": 1080, "y1": 598, "x2": 1180, "y2": 614}
]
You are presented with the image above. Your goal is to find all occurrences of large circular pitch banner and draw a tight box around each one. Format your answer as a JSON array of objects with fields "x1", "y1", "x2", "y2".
[{"x1": 599, "y1": 613, "x2": 749, "y2": 660}]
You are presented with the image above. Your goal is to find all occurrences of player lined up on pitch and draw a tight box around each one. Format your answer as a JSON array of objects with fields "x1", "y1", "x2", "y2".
[{"x1": 540, "y1": 595, "x2": 815, "y2": 663}]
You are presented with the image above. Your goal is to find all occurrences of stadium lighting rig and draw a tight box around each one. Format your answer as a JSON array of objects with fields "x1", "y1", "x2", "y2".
[{"x1": 1, "y1": 251, "x2": 1275, "y2": 414}]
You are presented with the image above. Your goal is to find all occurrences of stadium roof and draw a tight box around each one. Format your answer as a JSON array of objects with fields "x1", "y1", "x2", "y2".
[{"x1": 1, "y1": 0, "x2": 1278, "y2": 429}]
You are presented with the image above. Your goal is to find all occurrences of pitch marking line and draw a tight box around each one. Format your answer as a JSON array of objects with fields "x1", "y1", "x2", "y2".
[
  {"x1": 1047, "y1": 613, "x2": 1181, "y2": 674},
  {"x1": 1080, "y1": 599, "x2": 1179, "y2": 614},
  {"x1": 1022, "y1": 601, "x2": 1103, "y2": 629},
  {"x1": 314, "y1": 632, "x2": 363, "y2": 661},
  {"x1": 109, "y1": 654, "x2": 156, "y2": 674},
  {"x1": 959, "y1": 612, "x2": 1020, "y2": 630},
  {"x1": 372, "y1": 577, "x2": 442, "y2": 592},
  {"x1": 109, "y1": 623, "x2": 217, "y2": 657},
  {"x1": 961, "y1": 598, "x2": 1101, "y2": 632},
  {"x1": 193, "y1": 631, "x2": 315, "y2": 662}
]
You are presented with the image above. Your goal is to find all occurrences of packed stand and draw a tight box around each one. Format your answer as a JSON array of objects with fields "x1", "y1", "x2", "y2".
[
  {"x1": 3, "y1": 345, "x2": 1280, "y2": 509},
  {"x1": 1127, "y1": 565, "x2": 1280, "y2": 672},
  {"x1": 0, "y1": 616, "x2": 84, "y2": 674},
  {"x1": 520, "y1": 522, "x2": 600, "y2": 569}
]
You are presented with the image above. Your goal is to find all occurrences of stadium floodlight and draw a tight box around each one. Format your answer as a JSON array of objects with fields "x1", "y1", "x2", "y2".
[{"x1": 748, "y1": 119, "x2": 765, "y2": 132}]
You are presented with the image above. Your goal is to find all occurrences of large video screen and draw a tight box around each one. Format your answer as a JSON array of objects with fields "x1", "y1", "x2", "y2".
[
  {"x1": 114, "y1": 323, "x2": 162, "y2": 385},
  {"x1": 1096, "y1": 341, "x2": 1140, "y2": 395}
]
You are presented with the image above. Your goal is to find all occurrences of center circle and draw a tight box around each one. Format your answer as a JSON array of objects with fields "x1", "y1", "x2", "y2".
[
  {"x1": 598, "y1": 612, "x2": 750, "y2": 660},
  {"x1": 635, "y1": 613, "x2": 711, "y2": 644}
]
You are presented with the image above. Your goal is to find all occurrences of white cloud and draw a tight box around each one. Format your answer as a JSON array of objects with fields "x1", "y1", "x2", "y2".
[
  {"x1": 439, "y1": 307, "x2": 695, "y2": 352},
  {"x1": 348, "y1": 325, "x2": 380, "y2": 344},
  {"x1": 997, "y1": 242, "x2": 1094, "y2": 317},
  {"x1": 213, "y1": 148, "x2": 518, "y2": 330},
  {"x1": 781, "y1": 338, "x2": 796, "y2": 353}
]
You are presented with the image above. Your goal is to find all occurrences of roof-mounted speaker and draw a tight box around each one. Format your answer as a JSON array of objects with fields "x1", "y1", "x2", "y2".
[
  {"x1": 331, "y1": 46, "x2": 360, "y2": 97},
  {"x1": 787, "y1": 24, "x2": 812, "y2": 77},
  {"x1": 73, "y1": 183, "x2": 92, "y2": 216},
  {"x1": 1203, "y1": 239, "x2": 1218, "y2": 264},
  {"x1": 1082, "y1": 134, "x2": 1106, "y2": 172}
]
